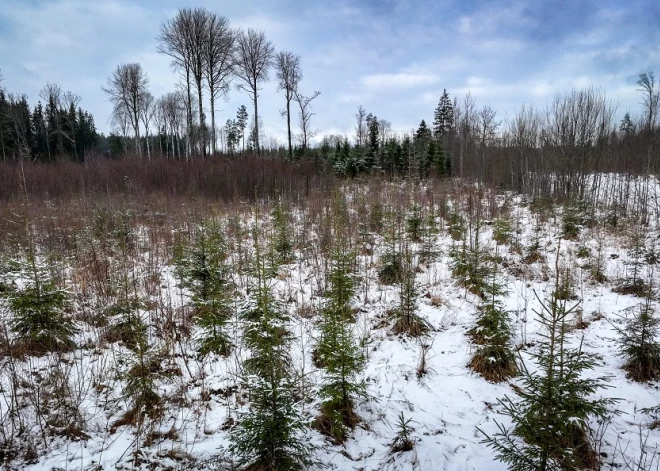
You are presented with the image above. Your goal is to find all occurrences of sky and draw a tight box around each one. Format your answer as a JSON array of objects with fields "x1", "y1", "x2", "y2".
[{"x1": 0, "y1": 0, "x2": 659, "y2": 144}]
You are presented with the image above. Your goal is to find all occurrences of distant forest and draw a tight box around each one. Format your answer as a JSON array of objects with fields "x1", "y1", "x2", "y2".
[{"x1": 0, "y1": 7, "x2": 658, "y2": 198}]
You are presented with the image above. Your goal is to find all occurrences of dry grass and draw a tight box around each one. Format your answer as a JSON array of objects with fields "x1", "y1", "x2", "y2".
[
  {"x1": 469, "y1": 348, "x2": 517, "y2": 383},
  {"x1": 313, "y1": 400, "x2": 360, "y2": 444}
]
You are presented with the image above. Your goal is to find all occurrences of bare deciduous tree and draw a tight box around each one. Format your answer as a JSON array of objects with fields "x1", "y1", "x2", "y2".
[
  {"x1": 204, "y1": 14, "x2": 235, "y2": 155},
  {"x1": 294, "y1": 90, "x2": 320, "y2": 154},
  {"x1": 477, "y1": 104, "x2": 500, "y2": 180},
  {"x1": 545, "y1": 87, "x2": 615, "y2": 197},
  {"x1": 158, "y1": 9, "x2": 195, "y2": 158},
  {"x1": 275, "y1": 52, "x2": 301, "y2": 160},
  {"x1": 234, "y1": 28, "x2": 274, "y2": 155},
  {"x1": 110, "y1": 103, "x2": 130, "y2": 156},
  {"x1": 162, "y1": 91, "x2": 187, "y2": 160},
  {"x1": 378, "y1": 118, "x2": 392, "y2": 147},
  {"x1": 637, "y1": 72, "x2": 659, "y2": 131},
  {"x1": 103, "y1": 63, "x2": 149, "y2": 156},
  {"x1": 185, "y1": 8, "x2": 210, "y2": 158},
  {"x1": 140, "y1": 92, "x2": 155, "y2": 160}
]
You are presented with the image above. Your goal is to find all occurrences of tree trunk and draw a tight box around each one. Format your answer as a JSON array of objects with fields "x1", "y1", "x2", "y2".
[
  {"x1": 145, "y1": 129, "x2": 150, "y2": 160},
  {"x1": 210, "y1": 91, "x2": 216, "y2": 155},
  {"x1": 254, "y1": 85, "x2": 260, "y2": 155},
  {"x1": 186, "y1": 68, "x2": 193, "y2": 159},
  {"x1": 0, "y1": 125, "x2": 5, "y2": 161},
  {"x1": 286, "y1": 97, "x2": 292, "y2": 160},
  {"x1": 197, "y1": 82, "x2": 206, "y2": 158},
  {"x1": 134, "y1": 123, "x2": 141, "y2": 157}
]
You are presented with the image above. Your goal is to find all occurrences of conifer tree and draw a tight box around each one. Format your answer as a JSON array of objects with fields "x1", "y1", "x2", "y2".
[
  {"x1": 315, "y1": 248, "x2": 365, "y2": 443},
  {"x1": 406, "y1": 203, "x2": 424, "y2": 242},
  {"x1": 271, "y1": 198, "x2": 295, "y2": 266},
  {"x1": 119, "y1": 312, "x2": 162, "y2": 425},
  {"x1": 378, "y1": 208, "x2": 404, "y2": 285},
  {"x1": 481, "y1": 253, "x2": 616, "y2": 470},
  {"x1": 5, "y1": 252, "x2": 76, "y2": 354},
  {"x1": 433, "y1": 89, "x2": 454, "y2": 137},
  {"x1": 616, "y1": 284, "x2": 660, "y2": 382},
  {"x1": 418, "y1": 207, "x2": 440, "y2": 264},
  {"x1": 392, "y1": 246, "x2": 429, "y2": 336},
  {"x1": 177, "y1": 220, "x2": 233, "y2": 356},
  {"x1": 230, "y1": 218, "x2": 312, "y2": 470},
  {"x1": 450, "y1": 224, "x2": 491, "y2": 297},
  {"x1": 236, "y1": 104, "x2": 248, "y2": 152},
  {"x1": 469, "y1": 265, "x2": 517, "y2": 382}
]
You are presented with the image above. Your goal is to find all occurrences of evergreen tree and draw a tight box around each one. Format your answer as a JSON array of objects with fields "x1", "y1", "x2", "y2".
[
  {"x1": 315, "y1": 249, "x2": 365, "y2": 443},
  {"x1": 5, "y1": 252, "x2": 77, "y2": 354},
  {"x1": 365, "y1": 113, "x2": 379, "y2": 169},
  {"x1": 616, "y1": 288, "x2": 660, "y2": 382},
  {"x1": 178, "y1": 220, "x2": 233, "y2": 356},
  {"x1": 469, "y1": 266, "x2": 517, "y2": 382},
  {"x1": 481, "y1": 262, "x2": 617, "y2": 470},
  {"x1": 433, "y1": 89, "x2": 454, "y2": 137},
  {"x1": 230, "y1": 227, "x2": 313, "y2": 470},
  {"x1": 450, "y1": 225, "x2": 491, "y2": 297},
  {"x1": 406, "y1": 203, "x2": 424, "y2": 242},
  {"x1": 619, "y1": 112, "x2": 636, "y2": 136},
  {"x1": 391, "y1": 246, "x2": 429, "y2": 336},
  {"x1": 415, "y1": 120, "x2": 433, "y2": 177},
  {"x1": 31, "y1": 102, "x2": 48, "y2": 160},
  {"x1": 418, "y1": 207, "x2": 440, "y2": 264},
  {"x1": 236, "y1": 105, "x2": 248, "y2": 152},
  {"x1": 378, "y1": 209, "x2": 404, "y2": 285},
  {"x1": 271, "y1": 198, "x2": 295, "y2": 266}
]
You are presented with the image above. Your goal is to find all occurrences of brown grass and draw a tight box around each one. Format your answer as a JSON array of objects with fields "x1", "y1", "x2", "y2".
[
  {"x1": 313, "y1": 400, "x2": 360, "y2": 444},
  {"x1": 391, "y1": 311, "x2": 430, "y2": 337},
  {"x1": 468, "y1": 350, "x2": 517, "y2": 383}
]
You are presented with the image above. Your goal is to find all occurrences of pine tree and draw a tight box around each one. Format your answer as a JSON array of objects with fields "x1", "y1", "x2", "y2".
[
  {"x1": 618, "y1": 225, "x2": 648, "y2": 296},
  {"x1": 315, "y1": 249, "x2": 365, "y2": 443},
  {"x1": 230, "y1": 219, "x2": 313, "y2": 470},
  {"x1": 118, "y1": 312, "x2": 162, "y2": 426},
  {"x1": 481, "y1": 255, "x2": 617, "y2": 470},
  {"x1": 389, "y1": 412, "x2": 416, "y2": 453}
]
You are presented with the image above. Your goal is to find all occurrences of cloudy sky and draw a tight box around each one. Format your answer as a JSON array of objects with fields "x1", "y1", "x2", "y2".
[{"x1": 0, "y1": 0, "x2": 658, "y2": 142}]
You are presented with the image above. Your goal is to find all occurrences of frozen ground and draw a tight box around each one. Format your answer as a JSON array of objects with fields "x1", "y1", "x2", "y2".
[{"x1": 3, "y1": 188, "x2": 660, "y2": 471}]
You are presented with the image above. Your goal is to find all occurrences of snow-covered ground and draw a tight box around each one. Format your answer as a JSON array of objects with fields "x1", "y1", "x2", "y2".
[{"x1": 2, "y1": 183, "x2": 660, "y2": 471}]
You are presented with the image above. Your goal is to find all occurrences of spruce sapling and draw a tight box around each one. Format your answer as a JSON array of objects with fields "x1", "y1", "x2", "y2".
[{"x1": 481, "y1": 249, "x2": 617, "y2": 470}]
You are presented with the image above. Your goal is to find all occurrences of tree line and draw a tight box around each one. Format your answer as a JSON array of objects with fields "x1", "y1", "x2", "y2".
[
  {"x1": 321, "y1": 74, "x2": 659, "y2": 201},
  {"x1": 103, "y1": 7, "x2": 320, "y2": 161},
  {"x1": 0, "y1": 76, "x2": 99, "y2": 162},
  {"x1": 1, "y1": 4, "x2": 658, "y2": 201}
]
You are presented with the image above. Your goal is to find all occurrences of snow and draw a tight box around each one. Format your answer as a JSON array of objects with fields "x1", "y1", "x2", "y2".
[{"x1": 1, "y1": 180, "x2": 659, "y2": 471}]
